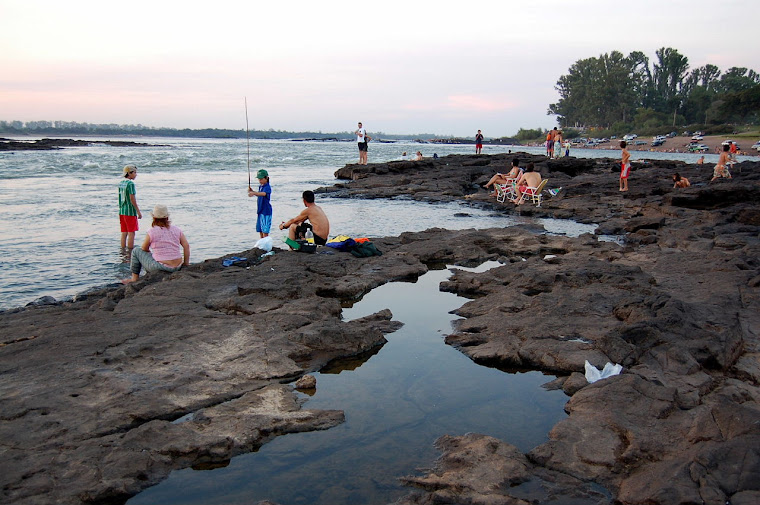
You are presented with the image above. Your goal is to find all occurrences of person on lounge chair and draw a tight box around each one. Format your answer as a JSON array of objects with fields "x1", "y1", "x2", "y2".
[
  {"x1": 511, "y1": 163, "x2": 541, "y2": 204},
  {"x1": 485, "y1": 158, "x2": 522, "y2": 196}
]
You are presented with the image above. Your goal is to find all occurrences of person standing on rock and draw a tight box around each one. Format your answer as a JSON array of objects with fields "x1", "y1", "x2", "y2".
[
  {"x1": 475, "y1": 129, "x2": 484, "y2": 154},
  {"x1": 122, "y1": 204, "x2": 190, "y2": 284},
  {"x1": 118, "y1": 165, "x2": 142, "y2": 250},
  {"x1": 619, "y1": 141, "x2": 631, "y2": 192},
  {"x1": 355, "y1": 122, "x2": 368, "y2": 165},
  {"x1": 711, "y1": 144, "x2": 733, "y2": 182},
  {"x1": 247, "y1": 169, "x2": 272, "y2": 238},
  {"x1": 279, "y1": 190, "x2": 330, "y2": 248}
]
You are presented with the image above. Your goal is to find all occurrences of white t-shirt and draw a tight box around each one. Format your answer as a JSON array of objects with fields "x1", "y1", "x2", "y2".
[{"x1": 356, "y1": 127, "x2": 366, "y2": 143}]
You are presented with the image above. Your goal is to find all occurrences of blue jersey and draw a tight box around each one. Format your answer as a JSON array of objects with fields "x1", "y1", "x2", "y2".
[{"x1": 257, "y1": 182, "x2": 272, "y2": 216}]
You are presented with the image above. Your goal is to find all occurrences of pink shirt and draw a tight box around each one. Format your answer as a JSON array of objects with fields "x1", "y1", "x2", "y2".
[{"x1": 148, "y1": 225, "x2": 182, "y2": 262}]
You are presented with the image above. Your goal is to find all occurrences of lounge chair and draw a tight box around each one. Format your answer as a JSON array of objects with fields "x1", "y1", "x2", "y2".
[
  {"x1": 515, "y1": 179, "x2": 548, "y2": 207},
  {"x1": 495, "y1": 177, "x2": 519, "y2": 203}
]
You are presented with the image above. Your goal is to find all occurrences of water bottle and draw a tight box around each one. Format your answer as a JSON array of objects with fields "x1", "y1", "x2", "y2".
[{"x1": 305, "y1": 229, "x2": 313, "y2": 240}]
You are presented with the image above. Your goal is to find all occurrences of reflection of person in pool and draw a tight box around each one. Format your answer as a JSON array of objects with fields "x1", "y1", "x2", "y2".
[{"x1": 279, "y1": 190, "x2": 330, "y2": 247}]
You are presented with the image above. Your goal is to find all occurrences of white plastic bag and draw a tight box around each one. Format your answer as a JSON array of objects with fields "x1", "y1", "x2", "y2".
[
  {"x1": 254, "y1": 236, "x2": 273, "y2": 252},
  {"x1": 584, "y1": 360, "x2": 623, "y2": 384}
]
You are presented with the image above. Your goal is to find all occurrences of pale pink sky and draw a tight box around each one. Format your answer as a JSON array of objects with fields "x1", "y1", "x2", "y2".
[{"x1": 1, "y1": 0, "x2": 757, "y2": 137}]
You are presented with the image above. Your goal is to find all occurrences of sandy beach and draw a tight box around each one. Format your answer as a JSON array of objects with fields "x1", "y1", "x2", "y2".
[{"x1": 569, "y1": 133, "x2": 760, "y2": 155}]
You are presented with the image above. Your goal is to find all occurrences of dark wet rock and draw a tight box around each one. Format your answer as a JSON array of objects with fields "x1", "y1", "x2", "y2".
[
  {"x1": 2, "y1": 151, "x2": 760, "y2": 504},
  {"x1": 0, "y1": 138, "x2": 162, "y2": 151}
]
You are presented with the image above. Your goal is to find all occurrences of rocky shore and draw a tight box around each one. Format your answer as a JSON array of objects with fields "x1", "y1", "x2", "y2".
[
  {"x1": 0, "y1": 138, "x2": 161, "y2": 151},
  {"x1": 1, "y1": 152, "x2": 759, "y2": 504}
]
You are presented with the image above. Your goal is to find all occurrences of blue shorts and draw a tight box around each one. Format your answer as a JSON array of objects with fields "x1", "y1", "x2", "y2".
[{"x1": 257, "y1": 213, "x2": 272, "y2": 233}]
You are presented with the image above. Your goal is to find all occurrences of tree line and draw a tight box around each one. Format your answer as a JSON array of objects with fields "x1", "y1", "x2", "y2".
[
  {"x1": 548, "y1": 47, "x2": 760, "y2": 133},
  {"x1": 0, "y1": 120, "x2": 441, "y2": 141}
]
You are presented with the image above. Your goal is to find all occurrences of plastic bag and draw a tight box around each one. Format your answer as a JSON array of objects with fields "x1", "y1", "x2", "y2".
[
  {"x1": 584, "y1": 360, "x2": 623, "y2": 383},
  {"x1": 254, "y1": 236, "x2": 273, "y2": 252}
]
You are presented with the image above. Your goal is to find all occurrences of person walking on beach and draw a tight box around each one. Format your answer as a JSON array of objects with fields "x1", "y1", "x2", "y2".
[
  {"x1": 247, "y1": 169, "x2": 272, "y2": 238},
  {"x1": 122, "y1": 204, "x2": 190, "y2": 284},
  {"x1": 355, "y1": 122, "x2": 368, "y2": 165},
  {"x1": 118, "y1": 165, "x2": 142, "y2": 250},
  {"x1": 475, "y1": 129, "x2": 484, "y2": 155},
  {"x1": 279, "y1": 190, "x2": 330, "y2": 248},
  {"x1": 620, "y1": 141, "x2": 631, "y2": 192}
]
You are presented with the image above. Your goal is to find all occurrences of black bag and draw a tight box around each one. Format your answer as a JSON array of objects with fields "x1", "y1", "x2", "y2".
[{"x1": 296, "y1": 240, "x2": 317, "y2": 253}]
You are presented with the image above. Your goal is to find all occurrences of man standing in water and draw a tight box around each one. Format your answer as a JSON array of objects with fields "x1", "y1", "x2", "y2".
[
  {"x1": 279, "y1": 190, "x2": 330, "y2": 247},
  {"x1": 118, "y1": 165, "x2": 142, "y2": 250},
  {"x1": 475, "y1": 129, "x2": 484, "y2": 154},
  {"x1": 355, "y1": 122, "x2": 368, "y2": 165}
]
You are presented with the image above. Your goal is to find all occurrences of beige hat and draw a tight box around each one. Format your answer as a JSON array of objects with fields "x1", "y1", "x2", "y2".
[
  {"x1": 123, "y1": 165, "x2": 137, "y2": 175},
  {"x1": 151, "y1": 204, "x2": 169, "y2": 219}
]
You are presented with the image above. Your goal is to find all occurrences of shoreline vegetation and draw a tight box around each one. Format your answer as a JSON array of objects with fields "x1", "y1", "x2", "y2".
[{"x1": 2, "y1": 151, "x2": 759, "y2": 504}]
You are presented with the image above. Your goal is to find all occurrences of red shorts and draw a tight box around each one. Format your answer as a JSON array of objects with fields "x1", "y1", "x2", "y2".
[
  {"x1": 620, "y1": 162, "x2": 631, "y2": 179},
  {"x1": 522, "y1": 187, "x2": 536, "y2": 195},
  {"x1": 476, "y1": 143, "x2": 483, "y2": 148},
  {"x1": 120, "y1": 214, "x2": 139, "y2": 232}
]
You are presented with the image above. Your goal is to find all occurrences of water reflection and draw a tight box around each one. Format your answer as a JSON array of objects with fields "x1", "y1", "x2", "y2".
[{"x1": 129, "y1": 263, "x2": 568, "y2": 505}]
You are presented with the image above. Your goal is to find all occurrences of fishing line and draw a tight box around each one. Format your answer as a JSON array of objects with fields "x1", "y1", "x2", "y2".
[{"x1": 245, "y1": 97, "x2": 251, "y2": 190}]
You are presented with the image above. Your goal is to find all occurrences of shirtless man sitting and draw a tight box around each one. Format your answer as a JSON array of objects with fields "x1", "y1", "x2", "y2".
[
  {"x1": 512, "y1": 163, "x2": 541, "y2": 204},
  {"x1": 279, "y1": 190, "x2": 330, "y2": 247}
]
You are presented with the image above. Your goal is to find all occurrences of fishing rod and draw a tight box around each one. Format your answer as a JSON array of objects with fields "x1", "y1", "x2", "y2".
[{"x1": 245, "y1": 97, "x2": 251, "y2": 190}]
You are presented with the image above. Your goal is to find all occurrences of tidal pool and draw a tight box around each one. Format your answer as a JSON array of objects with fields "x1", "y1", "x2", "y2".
[{"x1": 129, "y1": 262, "x2": 569, "y2": 505}]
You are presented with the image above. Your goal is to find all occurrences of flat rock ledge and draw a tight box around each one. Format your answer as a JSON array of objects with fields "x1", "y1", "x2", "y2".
[{"x1": 1, "y1": 152, "x2": 759, "y2": 505}]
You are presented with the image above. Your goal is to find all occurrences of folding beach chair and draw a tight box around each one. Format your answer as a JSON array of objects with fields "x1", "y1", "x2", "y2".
[{"x1": 515, "y1": 179, "x2": 548, "y2": 207}]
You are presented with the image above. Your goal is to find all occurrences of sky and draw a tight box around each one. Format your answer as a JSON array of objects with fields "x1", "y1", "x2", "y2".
[{"x1": 1, "y1": 0, "x2": 758, "y2": 137}]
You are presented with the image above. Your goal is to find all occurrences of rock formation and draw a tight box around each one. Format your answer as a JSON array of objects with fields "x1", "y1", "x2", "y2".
[{"x1": 1, "y1": 152, "x2": 759, "y2": 504}]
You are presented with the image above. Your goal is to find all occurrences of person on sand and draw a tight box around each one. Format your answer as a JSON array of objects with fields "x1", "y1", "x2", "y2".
[
  {"x1": 620, "y1": 140, "x2": 631, "y2": 192},
  {"x1": 475, "y1": 129, "x2": 484, "y2": 155},
  {"x1": 247, "y1": 169, "x2": 272, "y2": 238},
  {"x1": 122, "y1": 204, "x2": 190, "y2": 284},
  {"x1": 711, "y1": 144, "x2": 732, "y2": 181},
  {"x1": 355, "y1": 122, "x2": 368, "y2": 165},
  {"x1": 118, "y1": 165, "x2": 142, "y2": 250},
  {"x1": 673, "y1": 173, "x2": 690, "y2": 188},
  {"x1": 511, "y1": 163, "x2": 541, "y2": 204},
  {"x1": 279, "y1": 190, "x2": 330, "y2": 248},
  {"x1": 485, "y1": 158, "x2": 522, "y2": 196}
]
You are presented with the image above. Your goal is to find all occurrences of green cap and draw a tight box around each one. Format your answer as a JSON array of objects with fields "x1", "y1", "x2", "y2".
[{"x1": 256, "y1": 169, "x2": 269, "y2": 179}]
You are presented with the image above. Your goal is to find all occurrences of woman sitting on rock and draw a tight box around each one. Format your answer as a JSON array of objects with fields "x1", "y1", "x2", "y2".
[{"x1": 122, "y1": 204, "x2": 190, "y2": 284}]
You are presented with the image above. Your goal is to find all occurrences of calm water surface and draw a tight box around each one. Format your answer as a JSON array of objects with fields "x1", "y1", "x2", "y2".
[{"x1": 128, "y1": 262, "x2": 568, "y2": 505}]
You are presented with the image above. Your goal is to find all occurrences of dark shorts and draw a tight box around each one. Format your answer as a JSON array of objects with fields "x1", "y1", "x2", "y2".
[
  {"x1": 547, "y1": 140, "x2": 555, "y2": 150},
  {"x1": 358, "y1": 142, "x2": 368, "y2": 152},
  {"x1": 120, "y1": 214, "x2": 138, "y2": 232},
  {"x1": 295, "y1": 223, "x2": 327, "y2": 245}
]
